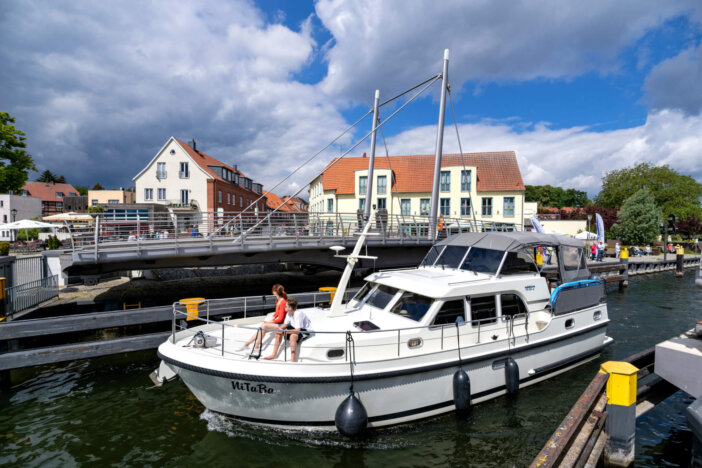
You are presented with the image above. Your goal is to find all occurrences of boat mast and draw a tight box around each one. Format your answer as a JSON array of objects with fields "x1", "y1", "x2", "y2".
[
  {"x1": 363, "y1": 89, "x2": 381, "y2": 223},
  {"x1": 329, "y1": 210, "x2": 378, "y2": 315},
  {"x1": 429, "y1": 49, "x2": 449, "y2": 240}
]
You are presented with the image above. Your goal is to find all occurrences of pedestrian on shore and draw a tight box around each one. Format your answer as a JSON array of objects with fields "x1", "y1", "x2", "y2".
[
  {"x1": 590, "y1": 243, "x2": 597, "y2": 261},
  {"x1": 615, "y1": 242, "x2": 620, "y2": 259}
]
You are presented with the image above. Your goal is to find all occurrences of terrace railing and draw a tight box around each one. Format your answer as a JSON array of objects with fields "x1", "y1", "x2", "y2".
[{"x1": 5, "y1": 275, "x2": 59, "y2": 318}]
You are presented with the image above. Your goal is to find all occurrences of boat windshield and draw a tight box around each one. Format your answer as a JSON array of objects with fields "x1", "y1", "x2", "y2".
[
  {"x1": 460, "y1": 247, "x2": 505, "y2": 274},
  {"x1": 389, "y1": 292, "x2": 434, "y2": 322},
  {"x1": 420, "y1": 245, "x2": 469, "y2": 268},
  {"x1": 351, "y1": 282, "x2": 374, "y2": 304},
  {"x1": 366, "y1": 284, "x2": 399, "y2": 310}
]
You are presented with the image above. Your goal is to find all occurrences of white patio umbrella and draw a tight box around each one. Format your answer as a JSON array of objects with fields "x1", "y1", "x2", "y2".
[
  {"x1": 574, "y1": 231, "x2": 598, "y2": 240},
  {"x1": 0, "y1": 219, "x2": 57, "y2": 241},
  {"x1": 42, "y1": 212, "x2": 93, "y2": 222}
]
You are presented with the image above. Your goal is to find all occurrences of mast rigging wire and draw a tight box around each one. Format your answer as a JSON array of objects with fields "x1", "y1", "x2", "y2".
[
  {"x1": 448, "y1": 86, "x2": 479, "y2": 230},
  {"x1": 233, "y1": 74, "x2": 442, "y2": 239}
]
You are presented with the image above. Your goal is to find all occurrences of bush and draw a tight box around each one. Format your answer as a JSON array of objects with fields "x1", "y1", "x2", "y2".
[
  {"x1": 0, "y1": 241, "x2": 9, "y2": 255},
  {"x1": 48, "y1": 235, "x2": 61, "y2": 250}
]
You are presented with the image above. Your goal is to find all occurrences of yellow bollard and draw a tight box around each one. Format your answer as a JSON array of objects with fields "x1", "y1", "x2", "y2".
[
  {"x1": 536, "y1": 250, "x2": 543, "y2": 266},
  {"x1": 319, "y1": 286, "x2": 337, "y2": 303},
  {"x1": 179, "y1": 297, "x2": 206, "y2": 321},
  {"x1": 620, "y1": 247, "x2": 629, "y2": 259},
  {"x1": 601, "y1": 361, "x2": 638, "y2": 467}
]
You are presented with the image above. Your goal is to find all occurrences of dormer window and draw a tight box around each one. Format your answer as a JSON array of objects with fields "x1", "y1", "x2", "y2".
[{"x1": 56, "y1": 191, "x2": 64, "y2": 198}]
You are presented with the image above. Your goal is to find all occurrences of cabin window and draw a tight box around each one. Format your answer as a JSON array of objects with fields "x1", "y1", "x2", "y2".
[
  {"x1": 367, "y1": 284, "x2": 398, "y2": 310},
  {"x1": 351, "y1": 282, "x2": 373, "y2": 304},
  {"x1": 389, "y1": 292, "x2": 433, "y2": 322},
  {"x1": 470, "y1": 295, "x2": 497, "y2": 326},
  {"x1": 500, "y1": 294, "x2": 527, "y2": 319},
  {"x1": 435, "y1": 245, "x2": 468, "y2": 269},
  {"x1": 461, "y1": 248, "x2": 504, "y2": 274},
  {"x1": 327, "y1": 349, "x2": 345, "y2": 359},
  {"x1": 561, "y1": 246, "x2": 585, "y2": 271},
  {"x1": 432, "y1": 299, "x2": 466, "y2": 325},
  {"x1": 500, "y1": 250, "x2": 539, "y2": 275}
]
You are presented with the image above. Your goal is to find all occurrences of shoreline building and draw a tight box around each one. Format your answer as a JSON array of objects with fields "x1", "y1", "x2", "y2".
[
  {"x1": 309, "y1": 152, "x2": 525, "y2": 229},
  {"x1": 133, "y1": 138, "x2": 267, "y2": 234},
  {"x1": 21, "y1": 182, "x2": 80, "y2": 217},
  {"x1": 0, "y1": 194, "x2": 42, "y2": 241},
  {"x1": 89, "y1": 189, "x2": 136, "y2": 207}
]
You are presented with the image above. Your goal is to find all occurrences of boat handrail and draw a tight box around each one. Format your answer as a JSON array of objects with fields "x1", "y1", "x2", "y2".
[{"x1": 169, "y1": 302, "x2": 541, "y2": 360}]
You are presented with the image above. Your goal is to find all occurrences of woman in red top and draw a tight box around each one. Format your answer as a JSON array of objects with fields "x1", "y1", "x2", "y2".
[{"x1": 241, "y1": 284, "x2": 288, "y2": 351}]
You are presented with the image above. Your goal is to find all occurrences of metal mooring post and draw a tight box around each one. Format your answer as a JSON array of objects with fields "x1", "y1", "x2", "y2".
[
  {"x1": 676, "y1": 245, "x2": 684, "y2": 278},
  {"x1": 601, "y1": 361, "x2": 638, "y2": 467},
  {"x1": 619, "y1": 247, "x2": 629, "y2": 290}
]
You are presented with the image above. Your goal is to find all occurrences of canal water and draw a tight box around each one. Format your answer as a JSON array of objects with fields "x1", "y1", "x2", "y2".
[{"x1": 1, "y1": 271, "x2": 700, "y2": 467}]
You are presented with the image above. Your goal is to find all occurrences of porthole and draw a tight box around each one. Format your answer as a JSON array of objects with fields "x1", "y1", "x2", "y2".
[
  {"x1": 565, "y1": 318, "x2": 575, "y2": 329},
  {"x1": 170, "y1": 149, "x2": 176, "y2": 155},
  {"x1": 593, "y1": 310, "x2": 602, "y2": 321},
  {"x1": 327, "y1": 349, "x2": 344, "y2": 359},
  {"x1": 407, "y1": 338, "x2": 422, "y2": 349}
]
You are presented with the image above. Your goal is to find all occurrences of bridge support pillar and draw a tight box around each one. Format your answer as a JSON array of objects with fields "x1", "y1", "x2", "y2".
[{"x1": 676, "y1": 253, "x2": 684, "y2": 278}]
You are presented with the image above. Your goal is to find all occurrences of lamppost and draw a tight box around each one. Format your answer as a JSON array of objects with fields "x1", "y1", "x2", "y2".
[
  {"x1": 587, "y1": 214, "x2": 592, "y2": 233},
  {"x1": 10, "y1": 208, "x2": 17, "y2": 242}
]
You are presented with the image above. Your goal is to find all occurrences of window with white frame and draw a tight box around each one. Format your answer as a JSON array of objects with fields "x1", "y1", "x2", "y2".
[
  {"x1": 440, "y1": 198, "x2": 450, "y2": 216},
  {"x1": 359, "y1": 176, "x2": 367, "y2": 195},
  {"x1": 482, "y1": 197, "x2": 493, "y2": 216},
  {"x1": 179, "y1": 162, "x2": 189, "y2": 178},
  {"x1": 461, "y1": 170, "x2": 471, "y2": 192},
  {"x1": 420, "y1": 198, "x2": 430, "y2": 216},
  {"x1": 400, "y1": 199, "x2": 411, "y2": 216},
  {"x1": 461, "y1": 198, "x2": 471, "y2": 216},
  {"x1": 218, "y1": 190, "x2": 222, "y2": 203},
  {"x1": 144, "y1": 188, "x2": 153, "y2": 200},
  {"x1": 157, "y1": 162, "x2": 167, "y2": 179},
  {"x1": 377, "y1": 198, "x2": 386, "y2": 209},
  {"x1": 327, "y1": 198, "x2": 334, "y2": 213},
  {"x1": 157, "y1": 188, "x2": 166, "y2": 200},
  {"x1": 359, "y1": 198, "x2": 365, "y2": 211},
  {"x1": 180, "y1": 189, "x2": 189, "y2": 205},
  {"x1": 503, "y1": 197, "x2": 515, "y2": 217},
  {"x1": 56, "y1": 191, "x2": 64, "y2": 198},
  {"x1": 440, "y1": 171, "x2": 450, "y2": 192},
  {"x1": 377, "y1": 175, "x2": 387, "y2": 195}
]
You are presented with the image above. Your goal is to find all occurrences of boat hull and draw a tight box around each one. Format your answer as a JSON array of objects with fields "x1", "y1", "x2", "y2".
[{"x1": 160, "y1": 323, "x2": 610, "y2": 429}]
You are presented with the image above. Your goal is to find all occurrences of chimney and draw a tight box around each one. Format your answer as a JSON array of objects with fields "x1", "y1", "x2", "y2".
[
  {"x1": 189, "y1": 139, "x2": 197, "y2": 151},
  {"x1": 362, "y1": 152, "x2": 367, "y2": 158},
  {"x1": 233, "y1": 164, "x2": 238, "y2": 172}
]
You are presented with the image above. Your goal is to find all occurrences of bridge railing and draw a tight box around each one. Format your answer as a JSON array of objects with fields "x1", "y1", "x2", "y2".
[{"x1": 65, "y1": 211, "x2": 523, "y2": 252}]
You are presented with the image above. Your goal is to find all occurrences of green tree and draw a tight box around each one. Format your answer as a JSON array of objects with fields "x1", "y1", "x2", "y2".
[
  {"x1": 0, "y1": 112, "x2": 36, "y2": 192},
  {"x1": 56, "y1": 174, "x2": 66, "y2": 183},
  {"x1": 36, "y1": 169, "x2": 58, "y2": 182},
  {"x1": 525, "y1": 185, "x2": 590, "y2": 208},
  {"x1": 74, "y1": 185, "x2": 89, "y2": 196},
  {"x1": 596, "y1": 163, "x2": 702, "y2": 219},
  {"x1": 615, "y1": 188, "x2": 662, "y2": 245},
  {"x1": 91, "y1": 182, "x2": 104, "y2": 190}
]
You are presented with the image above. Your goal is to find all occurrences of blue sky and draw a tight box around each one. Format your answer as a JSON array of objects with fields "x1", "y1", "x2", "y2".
[{"x1": 1, "y1": 0, "x2": 701, "y2": 198}]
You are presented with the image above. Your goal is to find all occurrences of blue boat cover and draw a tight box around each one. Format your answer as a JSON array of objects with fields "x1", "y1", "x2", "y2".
[{"x1": 550, "y1": 279, "x2": 603, "y2": 306}]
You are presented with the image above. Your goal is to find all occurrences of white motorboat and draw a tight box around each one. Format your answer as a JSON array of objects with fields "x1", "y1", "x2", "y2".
[{"x1": 154, "y1": 214, "x2": 612, "y2": 436}]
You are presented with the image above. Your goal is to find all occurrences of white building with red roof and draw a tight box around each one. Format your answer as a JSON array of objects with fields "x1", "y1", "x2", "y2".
[
  {"x1": 133, "y1": 137, "x2": 267, "y2": 217},
  {"x1": 310, "y1": 152, "x2": 525, "y2": 228}
]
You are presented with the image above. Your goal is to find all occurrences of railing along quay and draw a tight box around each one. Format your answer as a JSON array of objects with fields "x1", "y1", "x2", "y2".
[{"x1": 0, "y1": 289, "x2": 355, "y2": 376}]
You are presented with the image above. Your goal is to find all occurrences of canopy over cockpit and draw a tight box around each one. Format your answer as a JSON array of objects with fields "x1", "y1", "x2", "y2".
[{"x1": 422, "y1": 232, "x2": 591, "y2": 283}]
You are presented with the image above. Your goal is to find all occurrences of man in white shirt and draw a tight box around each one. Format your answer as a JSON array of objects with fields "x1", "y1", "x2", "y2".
[{"x1": 264, "y1": 298, "x2": 311, "y2": 362}]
